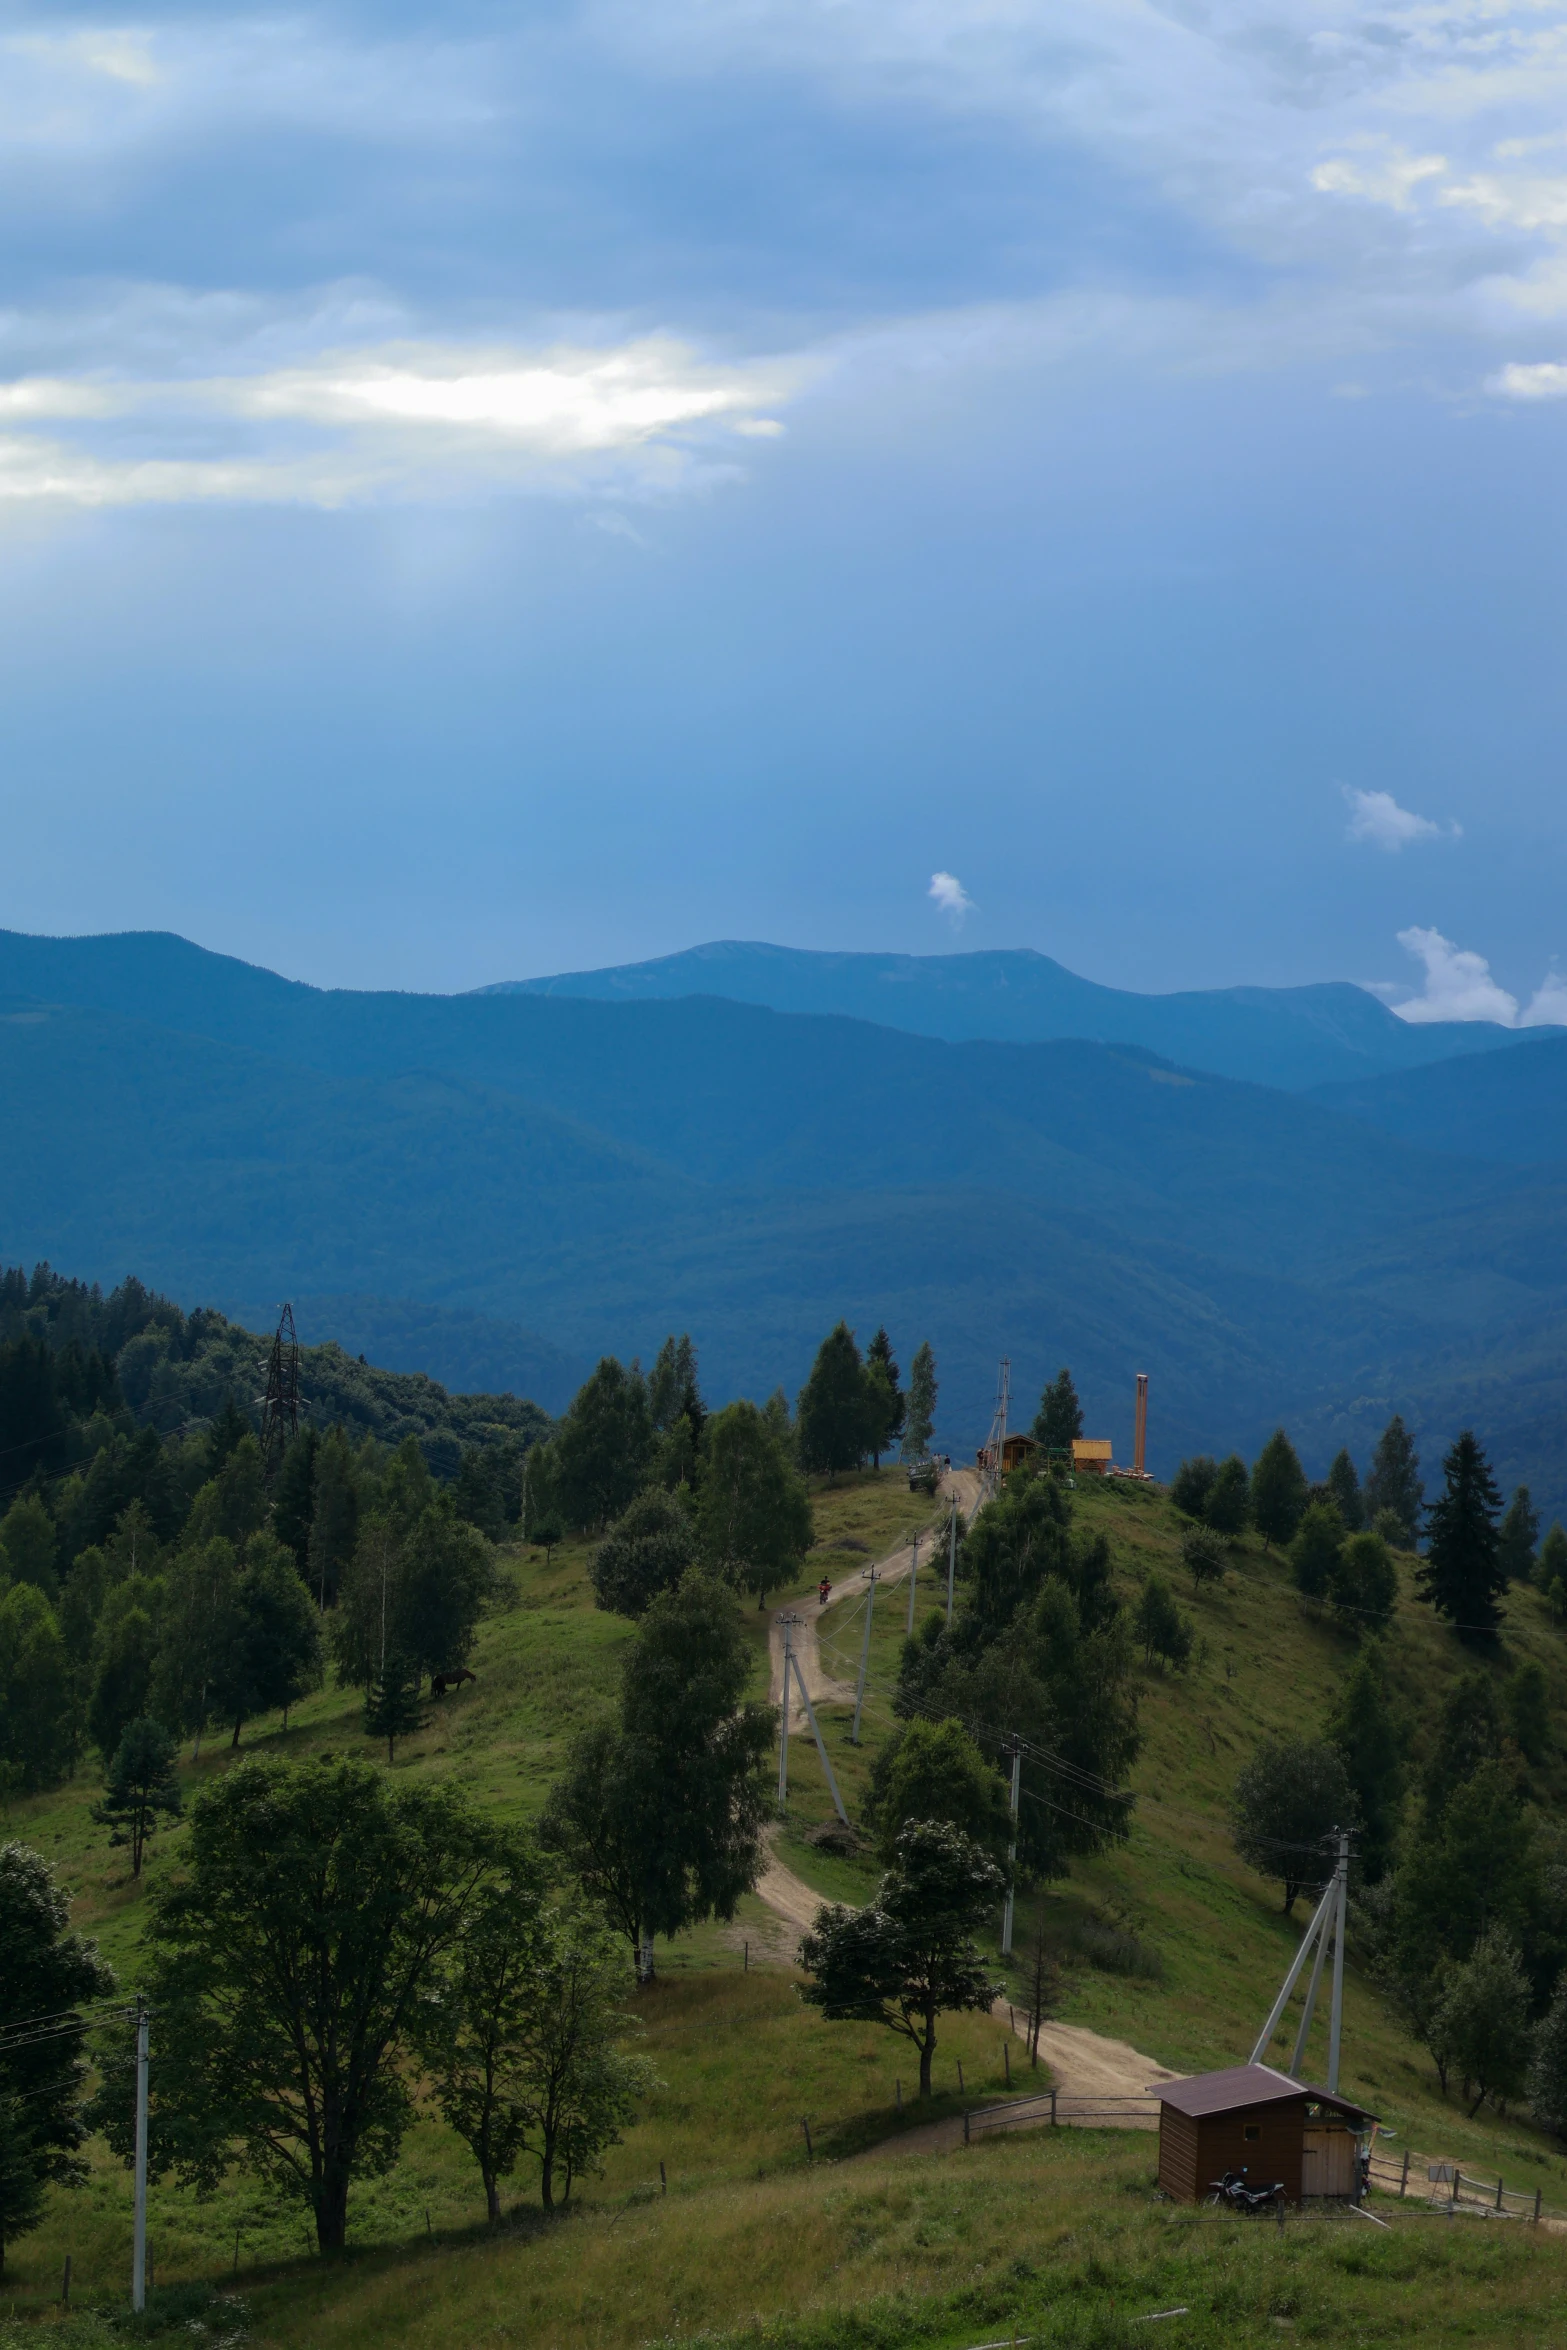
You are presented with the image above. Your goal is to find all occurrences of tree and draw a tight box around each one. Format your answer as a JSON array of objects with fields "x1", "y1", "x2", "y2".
[
  {"x1": 647, "y1": 1335, "x2": 702, "y2": 1440},
  {"x1": 0, "y1": 1493, "x2": 58, "y2": 1600},
  {"x1": 902, "y1": 1342, "x2": 937, "y2": 1461},
  {"x1": 1032, "y1": 1369, "x2": 1083, "y2": 1455},
  {"x1": 365, "y1": 1651, "x2": 425, "y2": 1762},
  {"x1": 1205, "y1": 1456, "x2": 1251, "y2": 1538},
  {"x1": 1329, "y1": 1529, "x2": 1398, "y2": 1632},
  {"x1": 125, "y1": 1756, "x2": 500, "y2": 2253},
  {"x1": 1392, "y1": 1761, "x2": 1538, "y2": 1998},
  {"x1": 1230, "y1": 1737, "x2": 1353, "y2": 1912},
  {"x1": 591, "y1": 1487, "x2": 695, "y2": 1619},
  {"x1": 1418, "y1": 1671, "x2": 1503, "y2": 1828},
  {"x1": 0, "y1": 1843, "x2": 116, "y2": 2275},
  {"x1": 696, "y1": 1400, "x2": 813, "y2": 1608},
  {"x1": 864, "y1": 1718, "x2": 1012, "y2": 1866},
  {"x1": 864, "y1": 1329, "x2": 905, "y2": 1467},
  {"x1": 1181, "y1": 1526, "x2": 1226, "y2": 1589},
  {"x1": 502, "y1": 1913, "x2": 651, "y2": 2209},
  {"x1": 334, "y1": 1502, "x2": 487, "y2": 1697},
  {"x1": 1498, "y1": 1487, "x2": 1539, "y2": 1588},
  {"x1": 1289, "y1": 1501, "x2": 1343, "y2": 1600},
  {"x1": 1326, "y1": 1642, "x2": 1404, "y2": 1883},
  {"x1": 542, "y1": 1577, "x2": 773, "y2": 1976},
  {"x1": 522, "y1": 1441, "x2": 562, "y2": 1545},
  {"x1": 1134, "y1": 1574, "x2": 1191, "y2": 1670},
  {"x1": 1535, "y1": 1522, "x2": 1567, "y2": 1596},
  {"x1": 204, "y1": 1390, "x2": 250, "y2": 1476},
  {"x1": 1505, "y1": 1660, "x2": 1551, "y2": 1766},
  {"x1": 1169, "y1": 1457, "x2": 1218, "y2": 1521},
  {"x1": 1528, "y1": 1974, "x2": 1567, "y2": 2136},
  {"x1": 796, "y1": 1323, "x2": 874, "y2": 1479},
  {"x1": 307, "y1": 1426, "x2": 360, "y2": 1610},
  {"x1": 272, "y1": 1426, "x2": 320, "y2": 1580},
  {"x1": 87, "y1": 1586, "x2": 160, "y2": 1766},
  {"x1": 1436, "y1": 1928, "x2": 1532, "y2": 2115},
  {"x1": 799, "y1": 1822, "x2": 1003, "y2": 2099},
  {"x1": 426, "y1": 1861, "x2": 547, "y2": 2220},
  {"x1": 1251, "y1": 1430, "x2": 1308, "y2": 1551},
  {"x1": 210, "y1": 1535, "x2": 323, "y2": 1744},
  {"x1": 555, "y1": 1360, "x2": 654, "y2": 1532},
  {"x1": 1326, "y1": 1449, "x2": 1364, "y2": 1533},
  {"x1": 93, "y1": 1717, "x2": 182, "y2": 1877},
  {"x1": 1418, "y1": 1431, "x2": 1506, "y2": 1632},
  {"x1": 0, "y1": 1583, "x2": 73, "y2": 1790},
  {"x1": 184, "y1": 1434, "x2": 267, "y2": 1550},
  {"x1": 1364, "y1": 1414, "x2": 1423, "y2": 1547},
  {"x1": 151, "y1": 1538, "x2": 238, "y2": 1760}
]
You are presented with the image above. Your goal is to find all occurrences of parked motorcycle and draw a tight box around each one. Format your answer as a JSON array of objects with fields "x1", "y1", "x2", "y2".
[{"x1": 1205, "y1": 2168, "x2": 1287, "y2": 2215}]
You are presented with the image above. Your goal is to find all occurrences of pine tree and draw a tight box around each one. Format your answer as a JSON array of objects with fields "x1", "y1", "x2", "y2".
[
  {"x1": 205, "y1": 1389, "x2": 250, "y2": 1477},
  {"x1": 1326, "y1": 1449, "x2": 1364, "y2": 1532},
  {"x1": 1536, "y1": 1522, "x2": 1567, "y2": 1596},
  {"x1": 1032, "y1": 1368, "x2": 1084, "y2": 1454},
  {"x1": 92, "y1": 1716, "x2": 182, "y2": 1876},
  {"x1": 1364, "y1": 1414, "x2": 1423, "y2": 1546},
  {"x1": 1497, "y1": 1487, "x2": 1539, "y2": 1588},
  {"x1": 902, "y1": 1342, "x2": 937, "y2": 1461},
  {"x1": 864, "y1": 1330, "x2": 904, "y2": 1466},
  {"x1": 273, "y1": 1426, "x2": 320, "y2": 1577},
  {"x1": 1527, "y1": 1975, "x2": 1567, "y2": 2136},
  {"x1": 364, "y1": 1651, "x2": 425, "y2": 1762},
  {"x1": 307, "y1": 1425, "x2": 360, "y2": 1608},
  {"x1": 1251, "y1": 1430, "x2": 1308, "y2": 1550},
  {"x1": 1417, "y1": 1430, "x2": 1506, "y2": 1632},
  {"x1": 1205, "y1": 1456, "x2": 1251, "y2": 1537},
  {"x1": 796, "y1": 1323, "x2": 872, "y2": 1479}
]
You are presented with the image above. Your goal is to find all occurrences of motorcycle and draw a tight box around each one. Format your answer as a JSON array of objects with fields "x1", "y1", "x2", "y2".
[{"x1": 1205, "y1": 2168, "x2": 1287, "y2": 2215}]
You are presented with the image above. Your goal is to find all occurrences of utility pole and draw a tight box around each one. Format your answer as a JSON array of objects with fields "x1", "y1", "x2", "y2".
[
  {"x1": 852, "y1": 1569, "x2": 876, "y2": 1744},
  {"x1": 945, "y1": 1502, "x2": 958, "y2": 1626},
  {"x1": 1000, "y1": 1743, "x2": 1022, "y2": 1956},
  {"x1": 788, "y1": 1645, "x2": 850, "y2": 1826},
  {"x1": 906, "y1": 1534, "x2": 920, "y2": 1636},
  {"x1": 777, "y1": 1615, "x2": 793, "y2": 1809},
  {"x1": 1327, "y1": 1828, "x2": 1350, "y2": 2094},
  {"x1": 132, "y1": 2000, "x2": 149, "y2": 2314}
]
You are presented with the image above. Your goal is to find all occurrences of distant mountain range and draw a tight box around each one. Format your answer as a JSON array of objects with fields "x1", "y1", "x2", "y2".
[
  {"x1": 484, "y1": 940, "x2": 1533, "y2": 1092},
  {"x1": 2, "y1": 925, "x2": 1565, "y2": 1511}
]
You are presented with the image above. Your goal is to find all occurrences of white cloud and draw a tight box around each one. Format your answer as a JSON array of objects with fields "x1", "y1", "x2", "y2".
[
  {"x1": 1389, "y1": 927, "x2": 1518, "y2": 1025},
  {"x1": 1312, "y1": 149, "x2": 1448, "y2": 213},
  {"x1": 0, "y1": 335, "x2": 817, "y2": 508},
  {"x1": 1487, "y1": 360, "x2": 1567, "y2": 399},
  {"x1": 929, "y1": 870, "x2": 974, "y2": 923},
  {"x1": 1343, "y1": 786, "x2": 1459, "y2": 852},
  {"x1": 1520, "y1": 973, "x2": 1567, "y2": 1028}
]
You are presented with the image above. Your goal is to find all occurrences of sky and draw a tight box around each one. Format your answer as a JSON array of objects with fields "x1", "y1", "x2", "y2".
[{"x1": 1, "y1": 0, "x2": 1566, "y2": 1016}]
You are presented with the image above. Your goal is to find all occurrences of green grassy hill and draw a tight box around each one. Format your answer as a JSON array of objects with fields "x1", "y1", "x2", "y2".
[{"x1": 8, "y1": 1471, "x2": 1567, "y2": 2348}]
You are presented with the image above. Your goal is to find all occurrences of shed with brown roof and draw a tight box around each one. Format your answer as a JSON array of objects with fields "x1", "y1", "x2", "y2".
[{"x1": 1152, "y1": 2065, "x2": 1376, "y2": 2204}]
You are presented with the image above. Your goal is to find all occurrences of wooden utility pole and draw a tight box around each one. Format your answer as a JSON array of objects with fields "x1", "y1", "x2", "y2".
[{"x1": 852, "y1": 1568, "x2": 876, "y2": 1744}]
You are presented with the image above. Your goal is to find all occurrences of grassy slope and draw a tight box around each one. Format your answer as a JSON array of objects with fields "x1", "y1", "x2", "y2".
[{"x1": 8, "y1": 1470, "x2": 1567, "y2": 2344}]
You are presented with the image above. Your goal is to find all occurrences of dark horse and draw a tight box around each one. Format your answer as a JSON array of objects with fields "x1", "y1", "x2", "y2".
[{"x1": 431, "y1": 1667, "x2": 477, "y2": 1698}]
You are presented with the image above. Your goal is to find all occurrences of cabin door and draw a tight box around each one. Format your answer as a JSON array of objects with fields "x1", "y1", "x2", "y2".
[{"x1": 1301, "y1": 2126, "x2": 1356, "y2": 2197}]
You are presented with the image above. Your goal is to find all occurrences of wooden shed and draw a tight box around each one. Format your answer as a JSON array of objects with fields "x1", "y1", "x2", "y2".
[
  {"x1": 1153, "y1": 2065, "x2": 1376, "y2": 2204},
  {"x1": 1071, "y1": 1438, "x2": 1113, "y2": 1476}
]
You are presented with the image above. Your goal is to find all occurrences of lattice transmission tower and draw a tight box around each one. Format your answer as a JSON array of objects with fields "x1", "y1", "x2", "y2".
[{"x1": 259, "y1": 1302, "x2": 301, "y2": 1481}]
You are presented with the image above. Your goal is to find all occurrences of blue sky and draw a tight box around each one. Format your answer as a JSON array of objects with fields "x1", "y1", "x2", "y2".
[{"x1": 1, "y1": 0, "x2": 1566, "y2": 1016}]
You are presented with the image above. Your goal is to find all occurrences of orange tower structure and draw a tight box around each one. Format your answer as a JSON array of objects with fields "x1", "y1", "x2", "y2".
[{"x1": 1133, "y1": 1373, "x2": 1149, "y2": 1478}]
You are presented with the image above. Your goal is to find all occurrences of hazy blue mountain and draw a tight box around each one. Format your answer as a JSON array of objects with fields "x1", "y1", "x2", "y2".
[
  {"x1": 484, "y1": 939, "x2": 1531, "y2": 1090},
  {"x1": 1312, "y1": 1031, "x2": 1567, "y2": 1165},
  {"x1": 6, "y1": 929, "x2": 1567, "y2": 1513}
]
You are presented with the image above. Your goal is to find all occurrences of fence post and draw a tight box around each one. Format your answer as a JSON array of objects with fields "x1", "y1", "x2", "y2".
[
  {"x1": 1535, "y1": 2188, "x2": 1542, "y2": 2224},
  {"x1": 1050, "y1": 2090, "x2": 1058, "y2": 2128},
  {"x1": 1496, "y1": 2176, "x2": 1504, "y2": 2213},
  {"x1": 1452, "y1": 2169, "x2": 1460, "y2": 2212},
  {"x1": 1400, "y1": 2151, "x2": 1409, "y2": 2198},
  {"x1": 801, "y1": 2118, "x2": 813, "y2": 2162}
]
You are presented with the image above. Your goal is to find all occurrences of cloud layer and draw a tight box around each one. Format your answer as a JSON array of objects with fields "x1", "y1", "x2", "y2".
[
  {"x1": 1388, "y1": 927, "x2": 1567, "y2": 1027},
  {"x1": 1344, "y1": 788, "x2": 1460, "y2": 853}
]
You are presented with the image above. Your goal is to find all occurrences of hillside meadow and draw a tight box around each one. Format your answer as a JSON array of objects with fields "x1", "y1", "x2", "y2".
[{"x1": 7, "y1": 1469, "x2": 1567, "y2": 2345}]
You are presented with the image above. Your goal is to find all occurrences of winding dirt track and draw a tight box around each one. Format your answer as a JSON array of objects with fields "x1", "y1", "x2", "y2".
[{"x1": 755, "y1": 1460, "x2": 1175, "y2": 2145}]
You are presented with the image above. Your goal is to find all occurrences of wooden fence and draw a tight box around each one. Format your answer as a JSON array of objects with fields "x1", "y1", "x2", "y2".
[
  {"x1": 964, "y1": 2092, "x2": 1156, "y2": 2141},
  {"x1": 1365, "y1": 2146, "x2": 1551, "y2": 2223}
]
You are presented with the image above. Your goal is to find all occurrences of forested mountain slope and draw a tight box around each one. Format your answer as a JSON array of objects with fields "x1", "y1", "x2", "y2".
[
  {"x1": 1314, "y1": 1030, "x2": 1567, "y2": 1165},
  {"x1": 489, "y1": 937, "x2": 1529, "y2": 1089},
  {"x1": 4, "y1": 929, "x2": 1567, "y2": 1506}
]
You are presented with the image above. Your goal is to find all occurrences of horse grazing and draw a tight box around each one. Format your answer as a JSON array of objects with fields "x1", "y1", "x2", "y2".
[{"x1": 431, "y1": 1667, "x2": 477, "y2": 1699}]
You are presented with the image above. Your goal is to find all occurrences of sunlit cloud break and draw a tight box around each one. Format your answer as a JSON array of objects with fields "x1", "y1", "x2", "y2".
[
  {"x1": 929, "y1": 871, "x2": 974, "y2": 924},
  {"x1": 1343, "y1": 786, "x2": 1459, "y2": 853},
  {"x1": 1387, "y1": 927, "x2": 1567, "y2": 1028},
  {"x1": 0, "y1": 335, "x2": 813, "y2": 507}
]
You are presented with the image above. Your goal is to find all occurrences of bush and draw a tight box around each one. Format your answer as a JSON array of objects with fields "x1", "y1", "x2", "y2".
[
  {"x1": 589, "y1": 1488, "x2": 695, "y2": 1619},
  {"x1": 1329, "y1": 1529, "x2": 1398, "y2": 1631},
  {"x1": 1169, "y1": 1458, "x2": 1218, "y2": 1520},
  {"x1": 1290, "y1": 1501, "x2": 1344, "y2": 1600},
  {"x1": 1205, "y1": 1456, "x2": 1251, "y2": 1537},
  {"x1": 1134, "y1": 1574, "x2": 1192, "y2": 1670},
  {"x1": 1371, "y1": 1506, "x2": 1408, "y2": 1549}
]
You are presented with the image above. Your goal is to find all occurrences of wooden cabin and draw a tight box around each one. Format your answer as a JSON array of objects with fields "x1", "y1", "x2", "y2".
[
  {"x1": 1000, "y1": 1433, "x2": 1037, "y2": 1470},
  {"x1": 1154, "y1": 2065, "x2": 1375, "y2": 2204},
  {"x1": 1071, "y1": 1438, "x2": 1114, "y2": 1476}
]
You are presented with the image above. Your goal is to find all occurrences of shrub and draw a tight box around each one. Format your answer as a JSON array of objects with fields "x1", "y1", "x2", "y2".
[
  {"x1": 1134, "y1": 1575, "x2": 1192, "y2": 1671},
  {"x1": 1330, "y1": 1529, "x2": 1398, "y2": 1631},
  {"x1": 1169, "y1": 1457, "x2": 1218, "y2": 1520},
  {"x1": 1181, "y1": 1527, "x2": 1226, "y2": 1589},
  {"x1": 1290, "y1": 1501, "x2": 1344, "y2": 1600}
]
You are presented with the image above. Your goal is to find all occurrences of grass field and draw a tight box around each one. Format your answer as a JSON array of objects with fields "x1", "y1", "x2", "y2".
[{"x1": 8, "y1": 1466, "x2": 1567, "y2": 2346}]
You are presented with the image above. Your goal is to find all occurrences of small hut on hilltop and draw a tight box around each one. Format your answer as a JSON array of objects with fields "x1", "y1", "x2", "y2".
[{"x1": 1152, "y1": 2065, "x2": 1376, "y2": 2203}]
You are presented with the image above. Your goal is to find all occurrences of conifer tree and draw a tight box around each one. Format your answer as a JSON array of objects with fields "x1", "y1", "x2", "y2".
[
  {"x1": 1536, "y1": 1522, "x2": 1567, "y2": 1602},
  {"x1": 272, "y1": 1427, "x2": 320, "y2": 1578},
  {"x1": 365, "y1": 1651, "x2": 425, "y2": 1761},
  {"x1": 1032, "y1": 1368, "x2": 1084, "y2": 1454},
  {"x1": 1290, "y1": 1500, "x2": 1343, "y2": 1598},
  {"x1": 1326, "y1": 1641, "x2": 1403, "y2": 1881},
  {"x1": 92, "y1": 1717, "x2": 182, "y2": 1877},
  {"x1": 0, "y1": 1494, "x2": 58, "y2": 1600},
  {"x1": 1326, "y1": 1449, "x2": 1364, "y2": 1532},
  {"x1": 1251, "y1": 1429, "x2": 1308, "y2": 1550},
  {"x1": 1497, "y1": 1487, "x2": 1539, "y2": 1588},
  {"x1": 1205, "y1": 1455, "x2": 1251, "y2": 1537},
  {"x1": 1364, "y1": 1414, "x2": 1423, "y2": 1547},
  {"x1": 902, "y1": 1341, "x2": 937, "y2": 1460},
  {"x1": 1417, "y1": 1430, "x2": 1505, "y2": 1632},
  {"x1": 796, "y1": 1322, "x2": 872, "y2": 1479},
  {"x1": 307, "y1": 1426, "x2": 360, "y2": 1607},
  {"x1": 864, "y1": 1329, "x2": 904, "y2": 1466}
]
